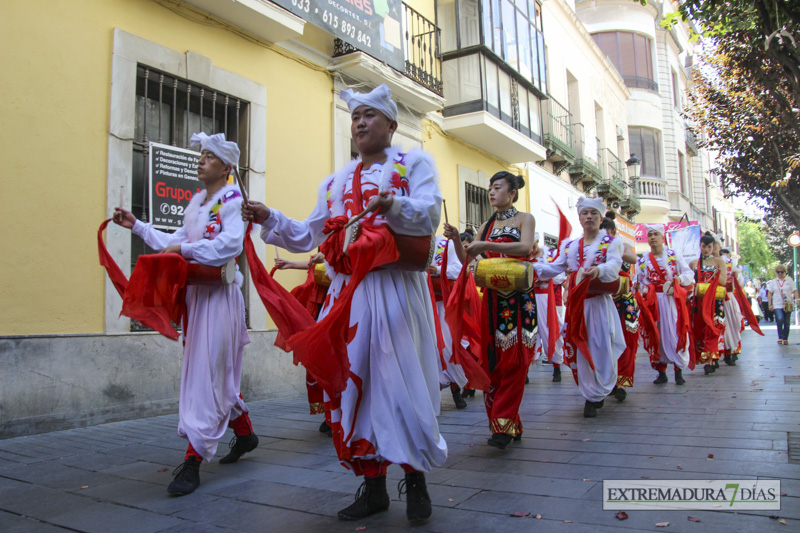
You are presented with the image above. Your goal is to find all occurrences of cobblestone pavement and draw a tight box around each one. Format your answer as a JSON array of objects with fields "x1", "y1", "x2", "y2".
[{"x1": 1, "y1": 325, "x2": 798, "y2": 532}]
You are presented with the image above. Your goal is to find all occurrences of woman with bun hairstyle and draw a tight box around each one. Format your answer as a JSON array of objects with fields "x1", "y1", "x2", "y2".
[
  {"x1": 599, "y1": 211, "x2": 639, "y2": 402},
  {"x1": 453, "y1": 171, "x2": 536, "y2": 450},
  {"x1": 689, "y1": 232, "x2": 727, "y2": 375}
]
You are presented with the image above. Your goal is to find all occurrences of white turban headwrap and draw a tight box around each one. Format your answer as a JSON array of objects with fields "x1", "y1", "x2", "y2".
[
  {"x1": 645, "y1": 224, "x2": 665, "y2": 235},
  {"x1": 190, "y1": 132, "x2": 240, "y2": 168},
  {"x1": 340, "y1": 84, "x2": 398, "y2": 122},
  {"x1": 713, "y1": 233, "x2": 724, "y2": 244},
  {"x1": 576, "y1": 196, "x2": 605, "y2": 215}
]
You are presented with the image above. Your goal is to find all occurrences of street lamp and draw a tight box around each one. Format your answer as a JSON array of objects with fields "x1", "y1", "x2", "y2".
[{"x1": 626, "y1": 154, "x2": 641, "y2": 194}]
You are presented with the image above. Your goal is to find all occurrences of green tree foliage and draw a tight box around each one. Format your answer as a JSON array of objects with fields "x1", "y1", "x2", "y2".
[
  {"x1": 737, "y1": 214, "x2": 776, "y2": 279},
  {"x1": 762, "y1": 211, "x2": 796, "y2": 273},
  {"x1": 672, "y1": 1, "x2": 800, "y2": 229}
]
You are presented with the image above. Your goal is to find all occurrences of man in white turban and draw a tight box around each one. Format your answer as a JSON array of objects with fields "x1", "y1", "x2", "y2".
[
  {"x1": 636, "y1": 223, "x2": 694, "y2": 385},
  {"x1": 113, "y1": 132, "x2": 255, "y2": 495},
  {"x1": 242, "y1": 84, "x2": 444, "y2": 523},
  {"x1": 533, "y1": 196, "x2": 625, "y2": 418}
]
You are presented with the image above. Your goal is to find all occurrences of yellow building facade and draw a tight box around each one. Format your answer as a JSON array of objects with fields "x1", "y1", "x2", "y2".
[{"x1": 2, "y1": 0, "x2": 534, "y2": 435}]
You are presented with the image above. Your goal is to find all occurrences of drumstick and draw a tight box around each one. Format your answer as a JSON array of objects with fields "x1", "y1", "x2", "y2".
[
  {"x1": 274, "y1": 246, "x2": 281, "y2": 259},
  {"x1": 344, "y1": 207, "x2": 371, "y2": 229},
  {"x1": 119, "y1": 185, "x2": 124, "y2": 208},
  {"x1": 443, "y1": 199, "x2": 449, "y2": 225},
  {"x1": 233, "y1": 167, "x2": 249, "y2": 205}
]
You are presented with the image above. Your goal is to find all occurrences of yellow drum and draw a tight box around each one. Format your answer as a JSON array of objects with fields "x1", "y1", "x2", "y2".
[
  {"x1": 313, "y1": 263, "x2": 331, "y2": 287},
  {"x1": 695, "y1": 282, "x2": 726, "y2": 300},
  {"x1": 474, "y1": 258, "x2": 534, "y2": 291}
]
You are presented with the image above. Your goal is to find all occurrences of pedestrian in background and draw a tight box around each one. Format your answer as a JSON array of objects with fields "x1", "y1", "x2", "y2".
[
  {"x1": 768, "y1": 265, "x2": 798, "y2": 345},
  {"x1": 759, "y1": 282, "x2": 774, "y2": 322}
]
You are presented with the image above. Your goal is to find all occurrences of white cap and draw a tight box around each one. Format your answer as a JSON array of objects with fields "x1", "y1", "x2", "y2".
[{"x1": 340, "y1": 83, "x2": 398, "y2": 122}]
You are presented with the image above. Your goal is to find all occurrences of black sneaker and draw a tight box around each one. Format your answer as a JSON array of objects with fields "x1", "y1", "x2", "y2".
[
  {"x1": 653, "y1": 371, "x2": 668, "y2": 384},
  {"x1": 338, "y1": 476, "x2": 390, "y2": 520},
  {"x1": 319, "y1": 420, "x2": 332, "y2": 436},
  {"x1": 451, "y1": 387, "x2": 467, "y2": 409},
  {"x1": 583, "y1": 400, "x2": 597, "y2": 418},
  {"x1": 399, "y1": 472, "x2": 432, "y2": 523},
  {"x1": 219, "y1": 433, "x2": 258, "y2": 464},
  {"x1": 674, "y1": 369, "x2": 686, "y2": 385},
  {"x1": 167, "y1": 457, "x2": 200, "y2": 495},
  {"x1": 552, "y1": 366, "x2": 561, "y2": 382},
  {"x1": 487, "y1": 433, "x2": 513, "y2": 450}
]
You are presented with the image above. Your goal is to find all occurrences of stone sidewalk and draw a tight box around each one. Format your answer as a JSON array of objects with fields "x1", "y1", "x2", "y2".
[{"x1": 1, "y1": 325, "x2": 798, "y2": 532}]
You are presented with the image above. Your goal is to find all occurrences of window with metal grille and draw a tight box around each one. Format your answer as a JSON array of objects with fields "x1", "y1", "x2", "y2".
[
  {"x1": 131, "y1": 65, "x2": 251, "y2": 328},
  {"x1": 465, "y1": 182, "x2": 493, "y2": 231}
]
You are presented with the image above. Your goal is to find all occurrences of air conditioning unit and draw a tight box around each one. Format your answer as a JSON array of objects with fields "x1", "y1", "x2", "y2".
[{"x1": 616, "y1": 126, "x2": 625, "y2": 141}]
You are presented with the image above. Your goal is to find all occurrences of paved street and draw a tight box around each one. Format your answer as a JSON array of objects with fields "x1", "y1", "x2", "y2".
[{"x1": 1, "y1": 325, "x2": 798, "y2": 532}]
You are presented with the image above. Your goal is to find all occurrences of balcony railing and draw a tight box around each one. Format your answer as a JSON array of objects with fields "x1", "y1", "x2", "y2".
[
  {"x1": 595, "y1": 148, "x2": 627, "y2": 200},
  {"x1": 638, "y1": 177, "x2": 669, "y2": 202},
  {"x1": 333, "y1": 2, "x2": 442, "y2": 96},
  {"x1": 623, "y1": 76, "x2": 659, "y2": 92},
  {"x1": 685, "y1": 126, "x2": 699, "y2": 155},
  {"x1": 543, "y1": 97, "x2": 575, "y2": 162},
  {"x1": 568, "y1": 123, "x2": 602, "y2": 186}
]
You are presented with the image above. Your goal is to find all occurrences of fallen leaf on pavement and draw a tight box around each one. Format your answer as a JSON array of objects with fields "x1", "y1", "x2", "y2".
[
  {"x1": 688, "y1": 516, "x2": 701, "y2": 522},
  {"x1": 80, "y1": 486, "x2": 89, "y2": 489},
  {"x1": 582, "y1": 439, "x2": 591, "y2": 442},
  {"x1": 780, "y1": 519, "x2": 787, "y2": 525},
  {"x1": 511, "y1": 511, "x2": 531, "y2": 517},
  {"x1": 615, "y1": 511, "x2": 629, "y2": 520},
  {"x1": 707, "y1": 454, "x2": 714, "y2": 459},
  {"x1": 356, "y1": 527, "x2": 367, "y2": 531},
  {"x1": 535, "y1": 514, "x2": 542, "y2": 519},
  {"x1": 157, "y1": 467, "x2": 168, "y2": 472},
  {"x1": 564, "y1": 520, "x2": 574, "y2": 523},
  {"x1": 769, "y1": 515, "x2": 780, "y2": 520},
  {"x1": 676, "y1": 465, "x2": 683, "y2": 469},
  {"x1": 447, "y1": 499, "x2": 454, "y2": 502},
  {"x1": 656, "y1": 522, "x2": 670, "y2": 527}
]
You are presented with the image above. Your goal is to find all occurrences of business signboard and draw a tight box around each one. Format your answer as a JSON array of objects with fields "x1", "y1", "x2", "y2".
[
  {"x1": 273, "y1": 0, "x2": 405, "y2": 72},
  {"x1": 148, "y1": 142, "x2": 202, "y2": 231}
]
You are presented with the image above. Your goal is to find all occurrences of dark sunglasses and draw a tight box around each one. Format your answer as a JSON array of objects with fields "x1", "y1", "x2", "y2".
[{"x1": 776, "y1": 270, "x2": 786, "y2": 273}]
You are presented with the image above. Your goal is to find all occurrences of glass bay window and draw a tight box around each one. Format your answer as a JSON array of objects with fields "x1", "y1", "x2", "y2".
[{"x1": 438, "y1": 0, "x2": 547, "y2": 142}]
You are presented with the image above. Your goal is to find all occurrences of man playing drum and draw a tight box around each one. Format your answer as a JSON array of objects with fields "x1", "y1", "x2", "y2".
[
  {"x1": 113, "y1": 132, "x2": 257, "y2": 495},
  {"x1": 242, "y1": 84, "x2": 445, "y2": 524},
  {"x1": 533, "y1": 197, "x2": 625, "y2": 418}
]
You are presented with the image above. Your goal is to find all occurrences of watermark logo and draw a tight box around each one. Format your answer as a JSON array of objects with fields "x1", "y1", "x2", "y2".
[{"x1": 603, "y1": 480, "x2": 780, "y2": 510}]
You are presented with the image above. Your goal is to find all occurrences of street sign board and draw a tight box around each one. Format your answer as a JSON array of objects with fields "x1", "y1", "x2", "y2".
[{"x1": 789, "y1": 233, "x2": 800, "y2": 247}]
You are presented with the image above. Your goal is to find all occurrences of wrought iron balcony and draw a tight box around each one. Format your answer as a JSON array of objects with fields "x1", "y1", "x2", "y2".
[
  {"x1": 595, "y1": 149, "x2": 627, "y2": 201},
  {"x1": 543, "y1": 97, "x2": 575, "y2": 173},
  {"x1": 685, "y1": 126, "x2": 699, "y2": 156},
  {"x1": 568, "y1": 123, "x2": 602, "y2": 188},
  {"x1": 333, "y1": 2, "x2": 442, "y2": 96}
]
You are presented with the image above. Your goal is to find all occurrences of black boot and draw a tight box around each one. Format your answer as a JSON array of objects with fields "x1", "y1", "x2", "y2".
[
  {"x1": 451, "y1": 387, "x2": 467, "y2": 409},
  {"x1": 487, "y1": 433, "x2": 513, "y2": 450},
  {"x1": 593, "y1": 399, "x2": 605, "y2": 408},
  {"x1": 583, "y1": 400, "x2": 597, "y2": 418},
  {"x1": 167, "y1": 456, "x2": 201, "y2": 495},
  {"x1": 653, "y1": 371, "x2": 668, "y2": 384},
  {"x1": 704, "y1": 364, "x2": 713, "y2": 375},
  {"x1": 338, "y1": 476, "x2": 390, "y2": 520},
  {"x1": 723, "y1": 355, "x2": 735, "y2": 366},
  {"x1": 552, "y1": 366, "x2": 561, "y2": 382},
  {"x1": 319, "y1": 420, "x2": 332, "y2": 436},
  {"x1": 219, "y1": 433, "x2": 259, "y2": 464},
  {"x1": 674, "y1": 369, "x2": 686, "y2": 385},
  {"x1": 714, "y1": 360, "x2": 720, "y2": 370},
  {"x1": 461, "y1": 388, "x2": 476, "y2": 398},
  {"x1": 400, "y1": 472, "x2": 432, "y2": 523}
]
